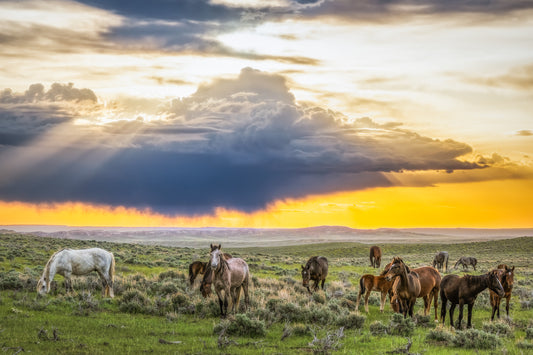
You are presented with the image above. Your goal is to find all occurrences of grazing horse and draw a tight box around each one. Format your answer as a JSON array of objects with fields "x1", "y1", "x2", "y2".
[
  {"x1": 37, "y1": 248, "x2": 115, "y2": 298},
  {"x1": 209, "y1": 244, "x2": 249, "y2": 317},
  {"x1": 490, "y1": 265, "x2": 515, "y2": 320},
  {"x1": 369, "y1": 246, "x2": 382, "y2": 268},
  {"x1": 384, "y1": 257, "x2": 421, "y2": 318},
  {"x1": 189, "y1": 261, "x2": 207, "y2": 285},
  {"x1": 432, "y1": 251, "x2": 449, "y2": 273},
  {"x1": 355, "y1": 274, "x2": 394, "y2": 313},
  {"x1": 301, "y1": 256, "x2": 328, "y2": 293},
  {"x1": 454, "y1": 256, "x2": 477, "y2": 271},
  {"x1": 440, "y1": 270, "x2": 504, "y2": 328},
  {"x1": 200, "y1": 252, "x2": 232, "y2": 298}
]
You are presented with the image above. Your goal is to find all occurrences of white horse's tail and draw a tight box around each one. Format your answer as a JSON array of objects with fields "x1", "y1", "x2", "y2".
[{"x1": 108, "y1": 253, "x2": 115, "y2": 298}]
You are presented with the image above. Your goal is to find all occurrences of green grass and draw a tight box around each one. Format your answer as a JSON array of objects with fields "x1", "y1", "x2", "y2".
[{"x1": 1, "y1": 232, "x2": 533, "y2": 354}]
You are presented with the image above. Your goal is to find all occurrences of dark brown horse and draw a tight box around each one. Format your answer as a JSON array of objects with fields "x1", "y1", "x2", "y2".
[
  {"x1": 369, "y1": 246, "x2": 382, "y2": 268},
  {"x1": 189, "y1": 261, "x2": 207, "y2": 285},
  {"x1": 454, "y1": 256, "x2": 477, "y2": 271},
  {"x1": 432, "y1": 251, "x2": 449, "y2": 273},
  {"x1": 200, "y1": 249, "x2": 232, "y2": 298},
  {"x1": 490, "y1": 265, "x2": 515, "y2": 320},
  {"x1": 355, "y1": 274, "x2": 394, "y2": 313},
  {"x1": 384, "y1": 257, "x2": 421, "y2": 318},
  {"x1": 301, "y1": 256, "x2": 328, "y2": 293},
  {"x1": 440, "y1": 270, "x2": 504, "y2": 328},
  {"x1": 209, "y1": 244, "x2": 249, "y2": 317}
]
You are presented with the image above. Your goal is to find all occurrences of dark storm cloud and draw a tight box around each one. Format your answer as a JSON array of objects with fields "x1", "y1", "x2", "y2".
[{"x1": 0, "y1": 68, "x2": 489, "y2": 214}]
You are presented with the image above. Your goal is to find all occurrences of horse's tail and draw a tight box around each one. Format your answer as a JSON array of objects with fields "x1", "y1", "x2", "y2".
[
  {"x1": 359, "y1": 276, "x2": 366, "y2": 294},
  {"x1": 189, "y1": 263, "x2": 194, "y2": 285},
  {"x1": 108, "y1": 253, "x2": 115, "y2": 297}
]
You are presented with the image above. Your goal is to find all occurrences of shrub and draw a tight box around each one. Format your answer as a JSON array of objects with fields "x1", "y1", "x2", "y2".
[
  {"x1": 517, "y1": 341, "x2": 533, "y2": 349},
  {"x1": 426, "y1": 328, "x2": 454, "y2": 344},
  {"x1": 292, "y1": 323, "x2": 312, "y2": 336},
  {"x1": 336, "y1": 312, "x2": 365, "y2": 329},
  {"x1": 118, "y1": 290, "x2": 152, "y2": 314},
  {"x1": 312, "y1": 292, "x2": 326, "y2": 304},
  {"x1": 413, "y1": 314, "x2": 434, "y2": 328},
  {"x1": 0, "y1": 271, "x2": 23, "y2": 290},
  {"x1": 213, "y1": 314, "x2": 266, "y2": 338},
  {"x1": 159, "y1": 282, "x2": 178, "y2": 296},
  {"x1": 158, "y1": 270, "x2": 180, "y2": 281},
  {"x1": 389, "y1": 313, "x2": 415, "y2": 336},
  {"x1": 482, "y1": 321, "x2": 513, "y2": 337},
  {"x1": 452, "y1": 329, "x2": 501, "y2": 349},
  {"x1": 307, "y1": 306, "x2": 335, "y2": 325},
  {"x1": 369, "y1": 321, "x2": 388, "y2": 336}
]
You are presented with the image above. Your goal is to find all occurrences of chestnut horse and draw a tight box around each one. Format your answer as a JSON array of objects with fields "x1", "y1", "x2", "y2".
[
  {"x1": 440, "y1": 270, "x2": 504, "y2": 328},
  {"x1": 209, "y1": 244, "x2": 249, "y2": 317},
  {"x1": 355, "y1": 274, "x2": 394, "y2": 313},
  {"x1": 490, "y1": 264, "x2": 515, "y2": 320},
  {"x1": 188, "y1": 261, "x2": 207, "y2": 285},
  {"x1": 384, "y1": 257, "x2": 421, "y2": 318},
  {"x1": 301, "y1": 256, "x2": 328, "y2": 293},
  {"x1": 369, "y1": 246, "x2": 382, "y2": 268}
]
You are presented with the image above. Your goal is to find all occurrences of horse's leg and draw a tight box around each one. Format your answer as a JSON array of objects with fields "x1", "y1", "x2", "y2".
[
  {"x1": 233, "y1": 286, "x2": 242, "y2": 313},
  {"x1": 505, "y1": 295, "x2": 510, "y2": 317},
  {"x1": 440, "y1": 297, "x2": 447, "y2": 324},
  {"x1": 223, "y1": 286, "x2": 230, "y2": 316},
  {"x1": 433, "y1": 289, "x2": 439, "y2": 322},
  {"x1": 242, "y1": 278, "x2": 250, "y2": 310},
  {"x1": 490, "y1": 293, "x2": 498, "y2": 321},
  {"x1": 466, "y1": 303, "x2": 474, "y2": 328},
  {"x1": 423, "y1": 295, "x2": 430, "y2": 316},
  {"x1": 379, "y1": 291, "x2": 387, "y2": 313},
  {"x1": 449, "y1": 303, "x2": 456, "y2": 328},
  {"x1": 457, "y1": 301, "x2": 464, "y2": 329},
  {"x1": 321, "y1": 278, "x2": 325, "y2": 290},
  {"x1": 364, "y1": 289, "x2": 371, "y2": 313}
]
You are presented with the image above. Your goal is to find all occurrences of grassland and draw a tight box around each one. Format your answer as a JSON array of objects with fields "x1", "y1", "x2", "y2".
[{"x1": 1, "y1": 232, "x2": 533, "y2": 354}]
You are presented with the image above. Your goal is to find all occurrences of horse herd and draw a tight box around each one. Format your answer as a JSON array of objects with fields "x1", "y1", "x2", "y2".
[{"x1": 36, "y1": 245, "x2": 515, "y2": 329}]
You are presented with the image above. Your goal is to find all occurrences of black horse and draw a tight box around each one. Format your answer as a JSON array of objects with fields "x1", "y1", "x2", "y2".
[
  {"x1": 440, "y1": 270, "x2": 504, "y2": 328},
  {"x1": 432, "y1": 251, "x2": 449, "y2": 272}
]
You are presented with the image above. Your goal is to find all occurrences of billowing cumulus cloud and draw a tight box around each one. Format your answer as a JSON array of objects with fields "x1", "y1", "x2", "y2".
[{"x1": 0, "y1": 68, "x2": 512, "y2": 214}]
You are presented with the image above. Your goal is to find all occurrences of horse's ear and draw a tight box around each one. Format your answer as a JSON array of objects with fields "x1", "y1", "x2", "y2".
[
  {"x1": 511, "y1": 266, "x2": 515, "y2": 272},
  {"x1": 405, "y1": 265, "x2": 410, "y2": 273},
  {"x1": 301, "y1": 265, "x2": 304, "y2": 270},
  {"x1": 218, "y1": 244, "x2": 222, "y2": 250},
  {"x1": 210, "y1": 243, "x2": 213, "y2": 249}
]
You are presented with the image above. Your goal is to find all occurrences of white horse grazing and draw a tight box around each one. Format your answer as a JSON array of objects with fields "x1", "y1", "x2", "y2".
[{"x1": 37, "y1": 248, "x2": 115, "y2": 298}]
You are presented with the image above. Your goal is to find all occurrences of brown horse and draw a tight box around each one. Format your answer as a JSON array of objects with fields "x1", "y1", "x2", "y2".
[
  {"x1": 209, "y1": 244, "x2": 249, "y2": 317},
  {"x1": 369, "y1": 246, "x2": 382, "y2": 268},
  {"x1": 490, "y1": 265, "x2": 515, "y2": 320},
  {"x1": 200, "y1": 249, "x2": 232, "y2": 298},
  {"x1": 301, "y1": 256, "x2": 328, "y2": 293},
  {"x1": 189, "y1": 261, "x2": 207, "y2": 285},
  {"x1": 384, "y1": 257, "x2": 421, "y2": 318},
  {"x1": 355, "y1": 274, "x2": 394, "y2": 313},
  {"x1": 440, "y1": 270, "x2": 504, "y2": 328},
  {"x1": 410, "y1": 266, "x2": 441, "y2": 321}
]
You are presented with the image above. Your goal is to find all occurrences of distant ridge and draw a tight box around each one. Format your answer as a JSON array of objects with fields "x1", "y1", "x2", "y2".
[{"x1": 1, "y1": 225, "x2": 532, "y2": 248}]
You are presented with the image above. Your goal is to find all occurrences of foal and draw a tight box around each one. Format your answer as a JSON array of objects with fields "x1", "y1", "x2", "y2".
[
  {"x1": 355, "y1": 274, "x2": 394, "y2": 313},
  {"x1": 490, "y1": 265, "x2": 515, "y2": 320},
  {"x1": 384, "y1": 257, "x2": 421, "y2": 318}
]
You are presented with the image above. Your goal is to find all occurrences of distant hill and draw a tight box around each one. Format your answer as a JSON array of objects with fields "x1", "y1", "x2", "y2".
[{"x1": 2, "y1": 225, "x2": 532, "y2": 248}]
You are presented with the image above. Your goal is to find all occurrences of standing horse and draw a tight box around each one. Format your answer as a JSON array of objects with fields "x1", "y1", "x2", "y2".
[
  {"x1": 37, "y1": 248, "x2": 115, "y2": 298},
  {"x1": 209, "y1": 244, "x2": 249, "y2": 317},
  {"x1": 490, "y1": 265, "x2": 515, "y2": 320},
  {"x1": 454, "y1": 256, "x2": 477, "y2": 271},
  {"x1": 355, "y1": 274, "x2": 394, "y2": 313},
  {"x1": 189, "y1": 261, "x2": 207, "y2": 285},
  {"x1": 440, "y1": 270, "x2": 504, "y2": 328},
  {"x1": 301, "y1": 256, "x2": 328, "y2": 293},
  {"x1": 432, "y1": 251, "x2": 449, "y2": 273},
  {"x1": 384, "y1": 257, "x2": 421, "y2": 318},
  {"x1": 411, "y1": 266, "x2": 441, "y2": 321},
  {"x1": 369, "y1": 246, "x2": 382, "y2": 268},
  {"x1": 200, "y1": 252, "x2": 232, "y2": 298}
]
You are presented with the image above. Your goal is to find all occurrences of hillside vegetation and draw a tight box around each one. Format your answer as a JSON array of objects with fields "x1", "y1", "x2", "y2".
[{"x1": 1, "y1": 232, "x2": 533, "y2": 354}]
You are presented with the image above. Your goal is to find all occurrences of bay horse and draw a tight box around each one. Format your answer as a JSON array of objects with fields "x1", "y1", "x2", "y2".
[
  {"x1": 384, "y1": 257, "x2": 421, "y2": 318},
  {"x1": 355, "y1": 273, "x2": 394, "y2": 313},
  {"x1": 440, "y1": 270, "x2": 504, "y2": 328},
  {"x1": 369, "y1": 246, "x2": 382, "y2": 268},
  {"x1": 200, "y1": 252, "x2": 232, "y2": 298},
  {"x1": 301, "y1": 256, "x2": 328, "y2": 293},
  {"x1": 490, "y1": 264, "x2": 515, "y2": 320},
  {"x1": 411, "y1": 266, "x2": 441, "y2": 321},
  {"x1": 454, "y1": 256, "x2": 477, "y2": 271},
  {"x1": 37, "y1": 248, "x2": 115, "y2": 298},
  {"x1": 432, "y1": 251, "x2": 449, "y2": 273},
  {"x1": 209, "y1": 244, "x2": 249, "y2": 317},
  {"x1": 189, "y1": 261, "x2": 207, "y2": 285}
]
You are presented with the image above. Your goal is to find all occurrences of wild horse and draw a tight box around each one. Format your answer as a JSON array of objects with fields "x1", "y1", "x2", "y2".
[
  {"x1": 490, "y1": 264, "x2": 515, "y2": 320},
  {"x1": 301, "y1": 256, "x2": 328, "y2": 293}
]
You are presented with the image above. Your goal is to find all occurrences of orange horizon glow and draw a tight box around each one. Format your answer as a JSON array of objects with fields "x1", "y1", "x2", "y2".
[{"x1": 1, "y1": 179, "x2": 532, "y2": 229}]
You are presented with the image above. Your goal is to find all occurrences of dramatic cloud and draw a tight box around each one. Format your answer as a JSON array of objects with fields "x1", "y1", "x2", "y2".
[{"x1": 0, "y1": 68, "x2": 510, "y2": 214}]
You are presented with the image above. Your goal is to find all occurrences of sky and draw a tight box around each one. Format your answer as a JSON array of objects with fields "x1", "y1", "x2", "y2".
[{"x1": 0, "y1": 0, "x2": 532, "y2": 229}]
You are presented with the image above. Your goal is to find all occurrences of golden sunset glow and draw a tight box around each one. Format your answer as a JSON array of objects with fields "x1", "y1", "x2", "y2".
[{"x1": 1, "y1": 1, "x2": 532, "y2": 230}]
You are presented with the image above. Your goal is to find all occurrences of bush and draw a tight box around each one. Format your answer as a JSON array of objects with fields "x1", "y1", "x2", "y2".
[
  {"x1": 426, "y1": 328, "x2": 454, "y2": 344},
  {"x1": 452, "y1": 329, "x2": 501, "y2": 349},
  {"x1": 312, "y1": 292, "x2": 326, "y2": 304},
  {"x1": 214, "y1": 314, "x2": 266, "y2": 338},
  {"x1": 0, "y1": 271, "x2": 24, "y2": 290},
  {"x1": 389, "y1": 313, "x2": 415, "y2": 336},
  {"x1": 336, "y1": 312, "x2": 365, "y2": 329},
  {"x1": 526, "y1": 327, "x2": 533, "y2": 340},
  {"x1": 369, "y1": 321, "x2": 388, "y2": 336},
  {"x1": 292, "y1": 323, "x2": 312, "y2": 336},
  {"x1": 482, "y1": 321, "x2": 513, "y2": 337},
  {"x1": 413, "y1": 314, "x2": 434, "y2": 328},
  {"x1": 118, "y1": 290, "x2": 152, "y2": 314}
]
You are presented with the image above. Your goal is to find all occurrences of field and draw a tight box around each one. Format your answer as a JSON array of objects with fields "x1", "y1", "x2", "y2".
[{"x1": 1, "y1": 232, "x2": 533, "y2": 354}]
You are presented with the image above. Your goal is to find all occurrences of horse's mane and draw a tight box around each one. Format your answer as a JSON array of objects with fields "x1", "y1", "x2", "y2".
[{"x1": 42, "y1": 249, "x2": 65, "y2": 278}]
